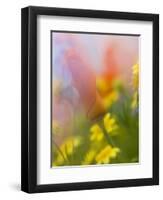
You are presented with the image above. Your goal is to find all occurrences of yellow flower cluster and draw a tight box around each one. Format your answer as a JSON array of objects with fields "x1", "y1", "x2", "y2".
[
  {"x1": 90, "y1": 124, "x2": 104, "y2": 141},
  {"x1": 86, "y1": 113, "x2": 120, "y2": 164},
  {"x1": 103, "y1": 91, "x2": 119, "y2": 109},
  {"x1": 96, "y1": 78, "x2": 110, "y2": 94},
  {"x1": 82, "y1": 145, "x2": 120, "y2": 165},
  {"x1": 82, "y1": 150, "x2": 96, "y2": 165},
  {"x1": 95, "y1": 145, "x2": 120, "y2": 164},
  {"x1": 103, "y1": 113, "x2": 118, "y2": 135},
  {"x1": 90, "y1": 113, "x2": 118, "y2": 142},
  {"x1": 131, "y1": 63, "x2": 139, "y2": 109},
  {"x1": 96, "y1": 78, "x2": 120, "y2": 109},
  {"x1": 54, "y1": 137, "x2": 81, "y2": 165},
  {"x1": 132, "y1": 63, "x2": 139, "y2": 90}
]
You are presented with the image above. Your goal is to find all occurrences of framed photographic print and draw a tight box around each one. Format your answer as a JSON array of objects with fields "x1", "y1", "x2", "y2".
[{"x1": 21, "y1": 6, "x2": 159, "y2": 193}]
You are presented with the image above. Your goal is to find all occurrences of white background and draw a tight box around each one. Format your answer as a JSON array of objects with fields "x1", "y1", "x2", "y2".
[{"x1": 0, "y1": 0, "x2": 161, "y2": 199}]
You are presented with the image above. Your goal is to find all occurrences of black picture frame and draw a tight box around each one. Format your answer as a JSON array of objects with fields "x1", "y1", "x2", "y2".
[{"x1": 21, "y1": 6, "x2": 159, "y2": 193}]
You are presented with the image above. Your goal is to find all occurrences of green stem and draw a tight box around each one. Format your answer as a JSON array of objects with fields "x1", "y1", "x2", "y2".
[
  {"x1": 100, "y1": 122, "x2": 116, "y2": 147},
  {"x1": 53, "y1": 140, "x2": 68, "y2": 163}
]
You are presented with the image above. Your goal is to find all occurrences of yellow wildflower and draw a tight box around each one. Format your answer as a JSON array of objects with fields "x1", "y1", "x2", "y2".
[
  {"x1": 103, "y1": 90, "x2": 119, "y2": 109},
  {"x1": 82, "y1": 150, "x2": 96, "y2": 165},
  {"x1": 132, "y1": 64, "x2": 139, "y2": 90},
  {"x1": 95, "y1": 145, "x2": 120, "y2": 164},
  {"x1": 96, "y1": 78, "x2": 110, "y2": 94},
  {"x1": 90, "y1": 124, "x2": 104, "y2": 141},
  {"x1": 103, "y1": 113, "x2": 118, "y2": 135},
  {"x1": 60, "y1": 137, "x2": 80, "y2": 156},
  {"x1": 131, "y1": 63, "x2": 139, "y2": 109},
  {"x1": 54, "y1": 137, "x2": 81, "y2": 165}
]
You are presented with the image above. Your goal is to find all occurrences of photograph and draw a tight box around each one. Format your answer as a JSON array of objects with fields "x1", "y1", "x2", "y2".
[
  {"x1": 51, "y1": 31, "x2": 139, "y2": 167},
  {"x1": 21, "y1": 6, "x2": 159, "y2": 193}
]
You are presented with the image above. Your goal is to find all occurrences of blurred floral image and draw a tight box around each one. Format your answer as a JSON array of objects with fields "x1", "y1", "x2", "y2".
[{"x1": 51, "y1": 31, "x2": 139, "y2": 167}]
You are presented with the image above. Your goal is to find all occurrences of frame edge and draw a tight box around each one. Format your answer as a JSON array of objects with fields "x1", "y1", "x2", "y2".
[
  {"x1": 21, "y1": 7, "x2": 30, "y2": 192},
  {"x1": 152, "y1": 14, "x2": 159, "y2": 186}
]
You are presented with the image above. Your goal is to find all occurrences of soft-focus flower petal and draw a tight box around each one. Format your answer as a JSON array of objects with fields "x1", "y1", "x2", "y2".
[
  {"x1": 103, "y1": 113, "x2": 118, "y2": 135},
  {"x1": 95, "y1": 145, "x2": 120, "y2": 164},
  {"x1": 90, "y1": 124, "x2": 104, "y2": 141}
]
